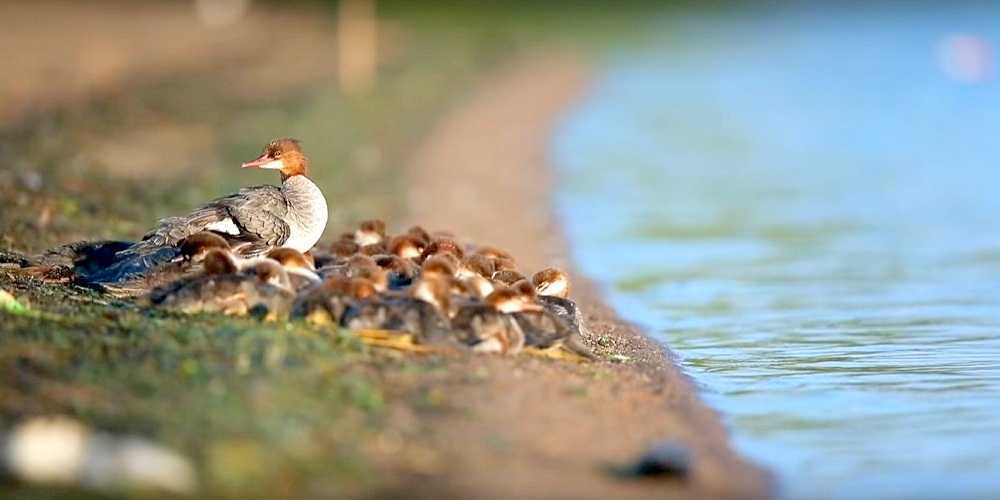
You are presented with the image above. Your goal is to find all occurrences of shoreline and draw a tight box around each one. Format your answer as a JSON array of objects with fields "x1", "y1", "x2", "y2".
[{"x1": 400, "y1": 53, "x2": 771, "y2": 499}]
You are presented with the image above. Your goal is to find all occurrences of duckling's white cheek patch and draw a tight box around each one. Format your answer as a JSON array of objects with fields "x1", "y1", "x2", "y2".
[{"x1": 206, "y1": 218, "x2": 241, "y2": 235}]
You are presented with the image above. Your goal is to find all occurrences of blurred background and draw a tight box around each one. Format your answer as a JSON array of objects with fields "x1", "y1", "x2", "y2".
[{"x1": 2, "y1": 1, "x2": 999, "y2": 499}]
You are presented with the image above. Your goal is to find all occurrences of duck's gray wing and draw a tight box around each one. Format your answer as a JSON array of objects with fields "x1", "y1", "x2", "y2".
[{"x1": 141, "y1": 185, "x2": 290, "y2": 248}]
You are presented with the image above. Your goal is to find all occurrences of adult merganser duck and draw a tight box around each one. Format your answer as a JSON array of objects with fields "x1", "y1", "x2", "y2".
[{"x1": 88, "y1": 138, "x2": 328, "y2": 284}]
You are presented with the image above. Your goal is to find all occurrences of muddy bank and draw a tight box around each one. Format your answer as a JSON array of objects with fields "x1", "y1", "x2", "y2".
[{"x1": 399, "y1": 54, "x2": 771, "y2": 499}]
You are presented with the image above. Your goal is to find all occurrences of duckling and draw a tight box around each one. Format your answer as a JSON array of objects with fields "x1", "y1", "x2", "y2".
[
  {"x1": 421, "y1": 254, "x2": 457, "y2": 279},
  {"x1": 330, "y1": 239, "x2": 360, "y2": 259},
  {"x1": 492, "y1": 269, "x2": 527, "y2": 286},
  {"x1": 531, "y1": 267, "x2": 590, "y2": 339},
  {"x1": 265, "y1": 247, "x2": 320, "y2": 291},
  {"x1": 149, "y1": 250, "x2": 294, "y2": 319},
  {"x1": 340, "y1": 275, "x2": 453, "y2": 346},
  {"x1": 505, "y1": 285, "x2": 595, "y2": 360},
  {"x1": 387, "y1": 234, "x2": 425, "y2": 260},
  {"x1": 451, "y1": 288, "x2": 525, "y2": 354},
  {"x1": 457, "y1": 254, "x2": 494, "y2": 280},
  {"x1": 359, "y1": 241, "x2": 388, "y2": 256},
  {"x1": 354, "y1": 219, "x2": 386, "y2": 246},
  {"x1": 406, "y1": 225, "x2": 432, "y2": 247},
  {"x1": 420, "y1": 237, "x2": 465, "y2": 261},
  {"x1": 472, "y1": 245, "x2": 513, "y2": 262},
  {"x1": 290, "y1": 276, "x2": 376, "y2": 325},
  {"x1": 459, "y1": 274, "x2": 495, "y2": 301},
  {"x1": 492, "y1": 257, "x2": 518, "y2": 272},
  {"x1": 372, "y1": 254, "x2": 419, "y2": 289},
  {"x1": 344, "y1": 254, "x2": 389, "y2": 291}
]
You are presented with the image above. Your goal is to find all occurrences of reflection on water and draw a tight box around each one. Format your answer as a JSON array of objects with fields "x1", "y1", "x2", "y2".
[{"x1": 553, "y1": 3, "x2": 1000, "y2": 499}]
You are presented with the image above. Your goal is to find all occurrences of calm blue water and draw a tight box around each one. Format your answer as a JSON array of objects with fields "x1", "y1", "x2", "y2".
[{"x1": 553, "y1": 3, "x2": 1000, "y2": 499}]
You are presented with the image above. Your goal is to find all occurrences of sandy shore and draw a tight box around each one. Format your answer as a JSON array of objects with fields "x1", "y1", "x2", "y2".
[{"x1": 400, "y1": 54, "x2": 771, "y2": 499}]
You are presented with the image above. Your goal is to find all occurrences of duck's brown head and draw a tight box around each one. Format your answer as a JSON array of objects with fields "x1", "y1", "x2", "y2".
[
  {"x1": 180, "y1": 232, "x2": 231, "y2": 261},
  {"x1": 531, "y1": 267, "x2": 571, "y2": 299},
  {"x1": 241, "y1": 138, "x2": 308, "y2": 180}
]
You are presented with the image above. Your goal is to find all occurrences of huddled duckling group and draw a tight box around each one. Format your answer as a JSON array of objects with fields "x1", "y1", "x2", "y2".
[
  {"x1": 143, "y1": 221, "x2": 593, "y2": 359},
  {"x1": 11, "y1": 138, "x2": 592, "y2": 359}
]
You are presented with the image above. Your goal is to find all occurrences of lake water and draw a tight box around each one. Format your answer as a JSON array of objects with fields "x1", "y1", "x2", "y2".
[{"x1": 552, "y1": 3, "x2": 1000, "y2": 499}]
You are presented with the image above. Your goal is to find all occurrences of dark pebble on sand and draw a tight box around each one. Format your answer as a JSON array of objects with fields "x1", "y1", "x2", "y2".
[{"x1": 627, "y1": 441, "x2": 692, "y2": 479}]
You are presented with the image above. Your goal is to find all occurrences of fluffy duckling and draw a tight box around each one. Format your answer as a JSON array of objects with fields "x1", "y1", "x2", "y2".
[
  {"x1": 330, "y1": 239, "x2": 360, "y2": 259},
  {"x1": 531, "y1": 267, "x2": 590, "y2": 339},
  {"x1": 149, "y1": 250, "x2": 294, "y2": 319},
  {"x1": 406, "y1": 225, "x2": 432, "y2": 247},
  {"x1": 290, "y1": 276, "x2": 377, "y2": 325},
  {"x1": 340, "y1": 275, "x2": 453, "y2": 346},
  {"x1": 360, "y1": 242, "x2": 388, "y2": 256},
  {"x1": 373, "y1": 254, "x2": 420, "y2": 289},
  {"x1": 421, "y1": 238, "x2": 465, "y2": 261},
  {"x1": 354, "y1": 220, "x2": 386, "y2": 246},
  {"x1": 387, "y1": 234, "x2": 425, "y2": 260},
  {"x1": 421, "y1": 254, "x2": 457, "y2": 279},
  {"x1": 457, "y1": 254, "x2": 494, "y2": 280},
  {"x1": 472, "y1": 245, "x2": 513, "y2": 262},
  {"x1": 265, "y1": 247, "x2": 320, "y2": 291},
  {"x1": 505, "y1": 285, "x2": 595, "y2": 360},
  {"x1": 451, "y1": 288, "x2": 526, "y2": 354},
  {"x1": 492, "y1": 269, "x2": 527, "y2": 286}
]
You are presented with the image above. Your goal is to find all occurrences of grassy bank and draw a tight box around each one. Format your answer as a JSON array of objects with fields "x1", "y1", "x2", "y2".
[{"x1": 0, "y1": 3, "x2": 703, "y2": 499}]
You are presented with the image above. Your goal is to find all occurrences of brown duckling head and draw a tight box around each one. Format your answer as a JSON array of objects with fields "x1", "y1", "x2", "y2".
[
  {"x1": 388, "y1": 234, "x2": 426, "y2": 260},
  {"x1": 250, "y1": 259, "x2": 292, "y2": 290},
  {"x1": 266, "y1": 248, "x2": 315, "y2": 271},
  {"x1": 330, "y1": 239, "x2": 360, "y2": 259},
  {"x1": 411, "y1": 275, "x2": 451, "y2": 315},
  {"x1": 354, "y1": 219, "x2": 386, "y2": 246},
  {"x1": 421, "y1": 254, "x2": 457, "y2": 278},
  {"x1": 532, "y1": 267, "x2": 571, "y2": 299},
  {"x1": 492, "y1": 269, "x2": 527, "y2": 286},
  {"x1": 406, "y1": 225, "x2": 432, "y2": 246},
  {"x1": 203, "y1": 249, "x2": 239, "y2": 275},
  {"x1": 473, "y1": 245, "x2": 513, "y2": 262},
  {"x1": 421, "y1": 237, "x2": 465, "y2": 262},
  {"x1": 460, "y1": 254, "x2": 495, "y2": 279},
  {"x1": 180, "y1": 232, "x2": 231, "y2": 261},
  {"x1": 484, "y1": 288, "x2": 543, "y2": 314}
]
